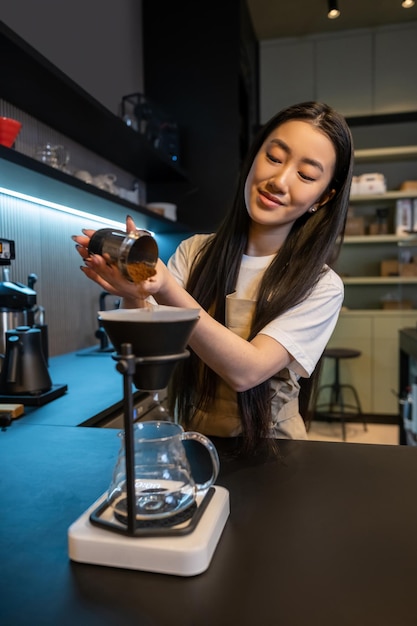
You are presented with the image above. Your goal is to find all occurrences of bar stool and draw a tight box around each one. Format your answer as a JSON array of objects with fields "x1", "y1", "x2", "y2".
[{"x1": 313, "y1": 348, "x2": 367, "y2": 441}]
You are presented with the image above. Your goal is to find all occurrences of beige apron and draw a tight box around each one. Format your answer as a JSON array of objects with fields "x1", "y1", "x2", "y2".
[{"x1": 188, "y1": 294, "x2": 308, "y2": 440}]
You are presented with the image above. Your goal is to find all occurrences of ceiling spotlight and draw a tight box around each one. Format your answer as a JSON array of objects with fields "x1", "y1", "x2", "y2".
[
  {"x1": 402, "y1": 0, "x2": 415, "y2": 7},
  {"x1": 328, "y1": 0, "x2": 340, "y2": 19}
]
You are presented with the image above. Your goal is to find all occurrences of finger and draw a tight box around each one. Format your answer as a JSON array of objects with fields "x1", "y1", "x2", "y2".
[
  {"x1": 80, "y1": 266, "x2": 116, "y2": 292},
  {"x1": 126, "y1": 215, "x2": 137, "y2": 233},
  {"x1": 82, "y1": 228, "x2": 96, "y2": 238},
  {"x1": 72, "y1": 234, "x2": 90, "y2": 247},
  {"x1": 75, "y1": 244, "x2": 89, "y2": 260},
  {"x1": 84, "y1": 253, "x2": 112, "y2": 273}
]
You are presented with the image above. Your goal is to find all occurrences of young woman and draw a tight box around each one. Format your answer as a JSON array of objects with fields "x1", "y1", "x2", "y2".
[{"x1": 73, "y1": 101, "x2": 354, "y2": 453}]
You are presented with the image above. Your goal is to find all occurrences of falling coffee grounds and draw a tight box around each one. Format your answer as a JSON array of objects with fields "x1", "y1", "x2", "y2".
[{"x1": 127, "y1": 261, "x2": 156, "y2": 283}]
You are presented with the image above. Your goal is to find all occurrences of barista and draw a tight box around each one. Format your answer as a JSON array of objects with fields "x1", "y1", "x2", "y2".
[{"x1": 73, "y1": 101, "x2": 354, "y2": 454}]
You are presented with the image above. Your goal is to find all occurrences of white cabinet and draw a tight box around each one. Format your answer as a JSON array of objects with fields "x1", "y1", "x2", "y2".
[
  {"x1": 321, "y1": 311, "x2": 417, "y2": 415},
  {"x1": 316, "y1": 32, "x2": 373, "y2": 116},
  {"x1": 374, "y1": 25, "x2": 417, "y2": 114},
  {"x1": 320, "y1": 313, "x2": 373, "y2": 414}
]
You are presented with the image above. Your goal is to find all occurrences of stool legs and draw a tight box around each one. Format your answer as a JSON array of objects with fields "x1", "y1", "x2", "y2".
[{"x1": 314, "y1": 356, "x2": 367, "y2": 441}]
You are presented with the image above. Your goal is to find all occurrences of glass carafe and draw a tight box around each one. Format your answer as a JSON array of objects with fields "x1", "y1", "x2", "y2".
[
  {"x1": 144, "y1": 390, "x2": 172, "y2": 422},
  {"x1": 107, "y1": 421, "x2": 220, "y2": 523}
]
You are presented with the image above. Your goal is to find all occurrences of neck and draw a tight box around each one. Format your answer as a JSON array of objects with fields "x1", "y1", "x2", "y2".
[{"x1": 246, "y1": 222, "x2": 290, "y2": 256}]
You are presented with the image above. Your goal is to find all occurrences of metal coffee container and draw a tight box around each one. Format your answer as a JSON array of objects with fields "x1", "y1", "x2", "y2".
[{"x1": 88, "y1": 229, "x2": 158, "y2": 281}]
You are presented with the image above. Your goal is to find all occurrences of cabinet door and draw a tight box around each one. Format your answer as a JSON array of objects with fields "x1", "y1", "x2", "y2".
[
  {"x1": 260, "y1": 39, "x2": 315, "y2": 122},
  {"x1": 373, "y1": 313, "x2": 417, "y2": 414},
  {"x1": 321, "y1": 315, "x2": 373, "y2": 414},
  {"x1": 316, "y1": 32, "x2": 373, "y2": 117},
  {"x1": 374, "y1": 25, "x2": 417, "y2": 114}
]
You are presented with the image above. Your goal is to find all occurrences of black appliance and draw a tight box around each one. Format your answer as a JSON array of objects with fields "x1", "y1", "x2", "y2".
[{"x1": 0, "y1": 238, "x2": 67, "y2": 405}]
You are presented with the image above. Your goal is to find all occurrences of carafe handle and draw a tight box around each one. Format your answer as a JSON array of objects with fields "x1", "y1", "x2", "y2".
[
  {"x1": 6, "y1": 336, "x2": 20, "y2": 383},
  {"x1": 181, "y1": 431, "x2": 220, "y2": 492}
]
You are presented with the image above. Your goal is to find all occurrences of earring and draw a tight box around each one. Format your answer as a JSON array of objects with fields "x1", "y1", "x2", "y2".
[{"x1": 309, "y1": 206, "x2": 317, "y2": 213}]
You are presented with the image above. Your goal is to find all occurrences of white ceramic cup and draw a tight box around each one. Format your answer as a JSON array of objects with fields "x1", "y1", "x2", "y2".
[
  {"x1": 75, "y1": 170, "x2": 93, "y2": 184},
  {"x1": 93, "y1": 174, "x2": 118, "y2": 194}
]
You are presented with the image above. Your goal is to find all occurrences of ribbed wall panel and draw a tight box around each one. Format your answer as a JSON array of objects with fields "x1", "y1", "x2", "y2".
[
  {"x1": 0, "y1": 98, "x2": 150, "y2": 356},
  {"x1": 1, "y1": 194, "x2": 116, "y2": 356}
]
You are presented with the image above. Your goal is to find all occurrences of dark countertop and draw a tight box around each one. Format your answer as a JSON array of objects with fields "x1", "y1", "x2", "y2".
[
  {"x1": 400, "y1": 327, "x2": 417, "y2": 361},
  {"x1": 2, "y1": 352, "x2": 417, "y2": 625}
]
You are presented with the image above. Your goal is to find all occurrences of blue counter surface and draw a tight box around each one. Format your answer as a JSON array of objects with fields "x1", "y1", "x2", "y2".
[{"x1": 12, "y1": 350, "x2": 127, "y2": 427}]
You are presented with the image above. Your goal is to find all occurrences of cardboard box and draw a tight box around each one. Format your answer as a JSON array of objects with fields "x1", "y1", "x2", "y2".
[
  {"x1": 399, "y1": 262, "x2": 417, "y2": 277},
  {"x1": 400, "y1": 181, "x2": 417, "y2": 192},
  {"x1": 380, "y1": 259, "x2": 399, "y2": 276},
  {"x1": 345, "y1": 216, "x2": 365, "y2": 236},
  {"x1": 382, "y1": 300, "x2": 413, "y2": 310},
  {"x1": 369, "y1": 221, "x2": 389, "y2": 235}
]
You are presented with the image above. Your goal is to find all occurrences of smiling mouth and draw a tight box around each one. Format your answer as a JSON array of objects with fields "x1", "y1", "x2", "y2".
[{"x1": 258, "y1": 190, "x2": 285, "y2": 207}]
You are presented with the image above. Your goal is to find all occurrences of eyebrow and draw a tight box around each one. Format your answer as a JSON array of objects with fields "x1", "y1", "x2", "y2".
[{"x1": 269, "y1": 138, "x2": 324, "y2": 173}]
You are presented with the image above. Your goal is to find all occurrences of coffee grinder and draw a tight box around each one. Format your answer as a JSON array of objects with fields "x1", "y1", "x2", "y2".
[
  {"x1": 0, "y1": 238, "x2": 37, "y2": 355},
  {"x1": 0, "y1": 238, "x2": 67, "y2": 405}
]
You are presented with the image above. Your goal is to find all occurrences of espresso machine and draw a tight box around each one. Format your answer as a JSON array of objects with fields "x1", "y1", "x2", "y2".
[
  {"x1": 68, "y1": 306, "x2": 230, "y2": 576},
  {"x1": 0, "y1": 238, "x2": 67, "y2": 405}
]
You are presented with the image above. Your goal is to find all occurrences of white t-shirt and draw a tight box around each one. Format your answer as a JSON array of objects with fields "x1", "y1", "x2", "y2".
[{"x1": 168, "y1": 233, "x2": 344, "y2": 379}]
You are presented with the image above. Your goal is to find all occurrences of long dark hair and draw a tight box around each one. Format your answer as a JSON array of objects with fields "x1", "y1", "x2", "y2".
[{"x1": 170, "y1": 101, "x2": 354, "y2": 453}]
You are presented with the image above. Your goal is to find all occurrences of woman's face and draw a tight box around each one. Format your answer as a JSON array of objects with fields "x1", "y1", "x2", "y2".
[{"x1": 244, "y1": 120, "x2": 336, "y2": 233}]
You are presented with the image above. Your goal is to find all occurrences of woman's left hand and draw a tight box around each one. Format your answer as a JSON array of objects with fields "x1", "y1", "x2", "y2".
[{"x1": 72, "y1": 216, "x2": 167, "y2": 307}]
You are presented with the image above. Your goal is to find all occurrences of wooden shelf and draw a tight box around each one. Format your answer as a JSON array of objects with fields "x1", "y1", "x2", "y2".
[
  {"x1": 342, "y1": 276, "x2": 417, "y2": 285},
  {"x1": 354, "y1": 145, "x2": 417, "y2": 163},
  {"x1": 350, "y1": 190, "x2": 417, "y2": 202},
  {"x1": 344, "y1": 234, "x2": 417, "y2": 244}
]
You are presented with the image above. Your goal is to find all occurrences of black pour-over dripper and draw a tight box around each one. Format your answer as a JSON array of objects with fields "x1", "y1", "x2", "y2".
[
  {"x1": 98, "y1": 306, "x2": 200, "y2": 390},
  {"x1": 92, "y1": 305, "x2": 201, "y2": 536}
]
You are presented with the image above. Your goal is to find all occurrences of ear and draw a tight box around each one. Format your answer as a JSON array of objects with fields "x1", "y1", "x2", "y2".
[{"x1": 310, "y1": 188, "x2": 336, "y2": 213}]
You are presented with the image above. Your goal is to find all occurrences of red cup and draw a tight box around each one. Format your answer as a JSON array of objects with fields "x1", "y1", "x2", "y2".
[{"x1": 0, "y1": 117, "x2": 22, "y2": 148}]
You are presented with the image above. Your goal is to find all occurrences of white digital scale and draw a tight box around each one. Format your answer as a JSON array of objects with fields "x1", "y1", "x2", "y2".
[{"x1": 68, "y1": 485, "x2": 229, "y2": 576}]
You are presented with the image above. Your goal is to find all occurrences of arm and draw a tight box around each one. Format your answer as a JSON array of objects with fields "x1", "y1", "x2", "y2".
[
  {"x1": 146, "y1": 265, "x2": 292, "y2": 392},
  {"x1": 72, "y1": 224, "x2": 292, "y2": 391}
]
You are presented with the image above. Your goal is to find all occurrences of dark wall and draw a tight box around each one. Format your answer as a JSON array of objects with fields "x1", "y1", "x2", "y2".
[
  {"x1": 1, "y1": 0, "x2": 144, "y2": 116},
  {"x1": 142, "y1": 0, "x2": 259, "y2": 232}
]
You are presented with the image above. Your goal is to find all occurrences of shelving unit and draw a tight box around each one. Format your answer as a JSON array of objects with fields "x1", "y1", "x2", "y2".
[
  {"x1": 0, "y1": 21, "x2": 189, "y2": 186},
  {"x1": 336, "y1": 235, "x2": 417, "y2": 309},
  {"x1": 321, "y1": 142, "x2": 417, "y2": 416},
  {"x1": 338, "y1": 142, "x2": 417, "y2": 310},
  {"x1": 0, "y1": 20, "x2": 195, "y2": 238}
]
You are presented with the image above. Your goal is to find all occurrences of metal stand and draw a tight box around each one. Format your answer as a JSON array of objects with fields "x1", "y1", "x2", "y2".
[
  {"x1": 117, "y1": 343, "x2": 137, "y2": 534},
  {"x1": 88, "y1": 342, "x2": 208, "y2": 537}
]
